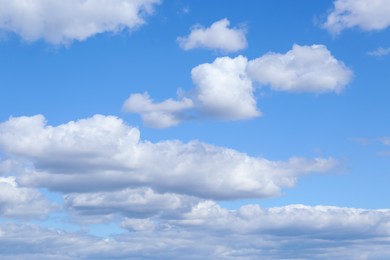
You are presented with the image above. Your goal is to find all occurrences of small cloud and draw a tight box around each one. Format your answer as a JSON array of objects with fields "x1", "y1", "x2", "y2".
[
  {"x1": 177, "y1": 18, "x2": 247, "y2": 52},
  {"x1": 368, "y1": 47, "x2": 390, "y2": 57},
  {"x1": 323, "y1": 0, "x2": 390, "y2": 34},
  {"x1": 379, "y1": 137, "x2": 390, "y2": 146}
]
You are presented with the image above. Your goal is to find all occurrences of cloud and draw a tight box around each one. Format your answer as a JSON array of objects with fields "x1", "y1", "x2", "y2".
[
  {"x1": 65, "y1": 188, "x2": 200, "y2": 219},
  {"x1": 125, "y1": 44, "x2": 352, "y2": 127},
  {"x1": 0, "y1": 115, "x2": 337, "y2": 200},
  {"x1": 368, "y1": 47, "x2": 390, "y2": 57},
  {"x1": 323, "y1": 0, "x2": 390, "y2": 34},
  {"x1": 0, "y1": 0, "x2": 160, "y2": 44},
  {"x1": 0, "y1": 176, "x2": 55, "y2": 218},
  {"x1": 247, "y1": 44, "x2": 353, "y2": 93},
  {"x1": 177, "y1": 18, "x2": 247, "y2": 52},
  {"x1": 123, "y1": 93, "x2": 194, "y2": 128},
  {"x1": 1, "y1": 203, "x2": 390, "y2": 259}
]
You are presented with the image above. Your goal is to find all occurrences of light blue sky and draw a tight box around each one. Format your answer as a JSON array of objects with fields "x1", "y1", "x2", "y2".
[{"x1": 1, "y1": 0, "x2": 390, "y2": 259}]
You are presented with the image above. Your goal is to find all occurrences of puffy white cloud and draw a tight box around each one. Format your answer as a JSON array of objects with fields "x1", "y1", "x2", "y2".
[
  {"x1": 0, "y1": 176, "x2": 55, "y2": 218},
  {"x1": 125, "y1": 44, "x2": 352, "y2": 127},
  {"x1": 191, "y1": 55, "x2": 260, "y2": 119},
  {"x1": 1, "y1": 203, "x2": 390, "y2": 259},
  {"x1": 247, "y1": 44, "x2": 353, "y2": 93},
  {"x1": 0, "y1": 115, "x2": 337, "y2": 200},
  {"x1": 368, "y1": 47, "x2": 390, "y2": 57},
  {"x1": 323, "y1": 0, "x2": 390, "y2": 34},
  {"x1": 0, "y1": 0, "x2": 160, "y2": 44},
  {"x1": 177, "y1": 18, "x2": 247, "y2": 52},
  {"x1": 123, "y1": 93, "x2": 194, "y2": 128}
]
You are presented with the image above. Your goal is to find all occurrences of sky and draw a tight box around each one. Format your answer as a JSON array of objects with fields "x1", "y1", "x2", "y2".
[{"x1": 1, "y1": 0, "x2": 390, "y2": 259}]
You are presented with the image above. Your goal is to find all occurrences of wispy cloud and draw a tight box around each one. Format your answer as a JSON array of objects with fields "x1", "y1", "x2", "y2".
[{"x1": 368, "y1": 47, "x2": 390, "y2": 57}]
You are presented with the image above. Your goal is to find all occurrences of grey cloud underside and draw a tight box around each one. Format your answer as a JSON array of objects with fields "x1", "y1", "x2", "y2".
[
  {"x1": 1, "y1": 203, "x2": 390, "y2": 259},
  {"x1": 0, "y1": 114, "x2": 337, "y2": 200}
]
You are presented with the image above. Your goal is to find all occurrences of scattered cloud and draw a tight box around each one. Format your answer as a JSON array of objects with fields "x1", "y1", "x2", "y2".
[
  {"x1": 125, "y1": 44, "x2": 352, "y2": 127},
  {"x1": 177, "y1": 18, "x2": 247, "y2": 52},
  {"x1": 323, "y1": 0, "x2": 390, "y2": 34},
  {"x1": 1, "y1": 203, "x2": 390, "y2": 259},
  {"x1": 0, "y1": 115, "x2": 337, "y2": 200},
  {"x1": 247, "y1": 44, "x2": 353, "y2": 93},
  {"x1": 0, "y1": 0, "x2": 161, "y2": 44},
  {"x1": 368, "y1": 47, "x2": 390, "y2": 57}
]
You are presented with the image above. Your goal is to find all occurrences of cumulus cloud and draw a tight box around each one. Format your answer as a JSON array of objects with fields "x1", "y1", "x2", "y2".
[
  {"x1": 0, "y1": 0, "x2": 160, "y2": 44},
  {"x1": 0, "y1": 115, "x2": 337, "y2": 200},
  {"x1": 125, "y1": 44, "x2": 352, "y2": 127},
  {"x1": 323, "y1": 0, "x2": 390, "y2": 34},
  {"x1": 1, "y1": 203, "x2": 390, "y2": 259},
  {"x1": 368, "y1": 47, "x2": 390, "y2": 57},
  {"x1": 177, "y1": 18, "x2": 247, "y2": 52},
  {"x1": 123, "y1": 93, "x2": 194, "y2": 128},
  {"x1": 0, "y1": 176, "x2": 55, "y2": 218},
  {"x1": 247, "y1": 44, "x2": 353, "y2": 93}
]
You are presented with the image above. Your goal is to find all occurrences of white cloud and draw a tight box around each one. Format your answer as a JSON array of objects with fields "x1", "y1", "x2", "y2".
[
  {"x1": 0, "y1": 115, "x2": 337, "y2": 200},
  {"x1": 191, "y1": 55, "x2": 259, "y2": 120},
  {"x1": 368, "y1": 47, "x2": 390, "y2": 57},
  {"x1": 0, "y1": 0, "x2": 160, "y2": 44},
  {"x1": 123, "y1": 93, "x2": 194, "y2": 128},
  {"x1": 1, "y1": 203, "x2": 390, "y2": 259},
  {"x1": 324, "y1": 0, "x2": 390, "y2": 34},
  {"x1": 177, "y1": 18, "x2": 247, "y2": 52},
  {"x1": 65, "y1": 188, "x2": 200, "y2": 218},
  {"x1": 125, "y1": 44, "x2": 352, "y2": 127},
  {"x1": 0, "y1": 176, "x2": 55, "y2": 218},
  {"x1": 247, "y1": 44, "x2": 353, "y2": 93}
]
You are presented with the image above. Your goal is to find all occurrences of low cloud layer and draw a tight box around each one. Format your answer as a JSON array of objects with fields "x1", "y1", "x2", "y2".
[
  {"x1": 324, "y1": 0, "x2": 390, "y2": 34},
  {"x1": 0, "y1": 0, "x2": 160, "y2": 44},
  {"x1": 124, "y1": 44, "x2": 353, "y2": 128},
  {"x1": 1, "y1": 203, "x2": 390, "y2": 259},
  {"x1": 0, "y1": 115, "x2": 337, "y2": 200},
  {"x1": 177, "y1": 18, "x2": 247, "y2": 52}
]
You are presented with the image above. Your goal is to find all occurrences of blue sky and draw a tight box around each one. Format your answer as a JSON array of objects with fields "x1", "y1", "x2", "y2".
[{"x1": 1, "y1": 0, "x2": 390, "y2": 259}]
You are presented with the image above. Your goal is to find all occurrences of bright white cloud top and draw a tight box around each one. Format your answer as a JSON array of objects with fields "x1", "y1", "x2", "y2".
[
  {"x1": 247, "y1": 44, "x2": 353, "y2": 93},
  {"x1": 324, "y1": 0, "x2": 390, "y2": 34},
  {"x1": 177, "y1": 18, "x2": 247, "y2": 52},
  {"x1": 0, "y1": 0, "x2": 160, "y2": 44},
  {"x1": 125, "y1": 44, "x2": 352, "y2": 127}
]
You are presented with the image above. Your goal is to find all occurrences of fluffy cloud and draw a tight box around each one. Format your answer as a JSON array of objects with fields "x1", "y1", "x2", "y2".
[
  {"x1": 0, "y1": 0, "x2": 160, "y2": 44},
  {"x1": 123, "y1": 93, "x2": 194, "y2": 128},
  {"x1": 1, "y1": 203, "x2": 390, "y2": 259},
  {"x1": 247, "y1": 44, "x2": 353, "y2": 93},
  {"x1": 125, "y1": 44, "x2": 352, "y2": 127},
  {"x1": 0, "y1": 176, "x2": 55, "y2": 218},
  {"x1": 324, "y1": 0, "x2": 390, "y2": 34},
  {"x1": 0, "y1": 115, "x2": 337, "y2": 200},
  {"x1": 177, "y1": 18, "x2": 247, "y2": 52}
]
